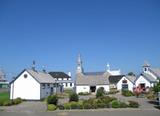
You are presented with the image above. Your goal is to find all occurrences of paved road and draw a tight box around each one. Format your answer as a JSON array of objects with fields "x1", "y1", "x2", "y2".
[{"x1": 0, "y1": 109, "x2": 159, "y2": 116}]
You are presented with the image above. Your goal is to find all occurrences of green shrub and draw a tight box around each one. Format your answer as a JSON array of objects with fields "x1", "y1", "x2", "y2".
[
  {"x1": 119, "y1": 101, "x2": 128, "y2": 108},
  {"x1": 64, "y1": 103, "x2": 71, "y2": 110},
  {"x1": 122, "y1": 90, "x2": 134, "y2": 97},
  {"x1": 96, "y1": 87, "x2": 105, "y2": 98},
  {"x1": 111, "y1": 100, "x2": 120, "y2": 108},
  {"x1": 78, "y1": 92, "x2": 90, "y2": 95},
  {"x1": 69, "y1": 92, "x2": 79, "y2": 102},
  {"x1": 57, "y1": 105, "x2": 65, "y2": 110},
  {"x1": 70, "y1": 101, "x2": 79, "y2": 109},
  {"x1": 77, "y1": 101, "x2": 83, "y2": 109},
  {"x1": 128, "y1": 101, "x2": 139, "y2": 108},
  {"x1": 3, "y1": 101, "x2": 12, "y2": 106},
  {"x1": 99, "y1": 96, "x2": 117, "y2": 104},
  {"x1": 47, "y1": 95, "x2": 58, "y2": 105},
  {"x1": 83, "y1": 102, "x2": 92, "y2": 109},
  {"x1": 12, "y1": 98, "x2": 22, "y2": 105},
  {"x1": 47, "y1": 104, "x2": 57, "y2": 111}
]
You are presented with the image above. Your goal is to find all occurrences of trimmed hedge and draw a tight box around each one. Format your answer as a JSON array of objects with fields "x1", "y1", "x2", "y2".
[{"x1": 47, "y1": 104, "x2": 57, "y2": 111}]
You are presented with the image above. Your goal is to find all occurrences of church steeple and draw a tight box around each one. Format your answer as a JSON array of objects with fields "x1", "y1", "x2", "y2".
[
  {"x1": 142, "y1": 61, "x2": 150, "y2": 72},
  {"x1": 76, "y1": 54, "x2": 83, "y2": 73}
]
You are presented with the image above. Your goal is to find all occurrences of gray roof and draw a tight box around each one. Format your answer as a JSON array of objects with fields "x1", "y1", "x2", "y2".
[
  {"x1": 125, "y1": 75, "x2": 137, "y2": 83},
  {"x1": 150, "y1": 68, "x2": 160, "y2": 79},
  {"x1": 27, "y1": 69, "x2": 56, "y2": 84},
  {"x1": 76, "y1": 72, "x2": 110, "y2": 85},
  {"x1": 142, "y1": 73, "x2": 157, "y2": 83},
  {"x1": 109, "y1": 75, "x2": 124, "y2": 84}
]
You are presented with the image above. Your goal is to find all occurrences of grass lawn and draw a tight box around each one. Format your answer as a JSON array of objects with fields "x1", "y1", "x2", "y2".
[{"x1": 0, "y1": 92, "x2": 10, "y2": 104}]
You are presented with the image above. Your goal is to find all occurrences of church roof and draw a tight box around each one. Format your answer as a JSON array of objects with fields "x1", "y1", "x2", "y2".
[
  {"x1": 141, "y1": 73, "x2": 157, "y2": 83},
  {"x1": 76, "y1": 72, "x2": 110, "y2": 85},
  {"x1": 149, "y1": 68, "x2": 160, "y2": 79}
]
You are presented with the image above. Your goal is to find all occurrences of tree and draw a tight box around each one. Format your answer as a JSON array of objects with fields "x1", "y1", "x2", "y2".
[
  {"x1": 69, "y1": 92, "x2": 79, "y2": 102},
  {"x1": 96, "y1": 87, "x2": 105, "y2": 98},
  {"x1": 127, "y1": 72, "x2": 136, "y2": 76},
  {"x1": 153, "y1": 81, "x2": 160, "y2": 93}
]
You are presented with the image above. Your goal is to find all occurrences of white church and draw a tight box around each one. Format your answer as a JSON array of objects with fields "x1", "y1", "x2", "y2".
[{"x1": 75, "y1": 54, "x2": 122, "y2": 94}]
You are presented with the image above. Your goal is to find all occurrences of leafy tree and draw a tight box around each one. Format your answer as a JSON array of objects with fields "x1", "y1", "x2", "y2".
[
  {"x1": 127, "y1": 72, "x2": 136, "y2": 76},
  {"x1": 47, "y1": 94, "x2": 58, "y2": 105},
  {"x1": 153, "y1": 81, "x2": 160, "y2": 93},
  {"x1": 96, "y1": 87, "x2": 105, "y2": 98},
  {"x1": 69, "y1": 92, "x2": 79, "y2": 102}
]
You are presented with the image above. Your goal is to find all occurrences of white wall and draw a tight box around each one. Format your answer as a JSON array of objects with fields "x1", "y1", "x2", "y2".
[
  {"x1": 76, "y1": 85, "x2": 90, "y2": 94},
  {"x1": 117, "y1": 76, "x2": 134, "y2": 92},
  {"x1": 135, "y1": 75, "x2": 151, "y2": 88},
  {"x1": 10, "y1": 71, "x2": 40, "y2": 100},
  {"x1": 96, "y1": 85, "x2": 110, "y2": 92}
]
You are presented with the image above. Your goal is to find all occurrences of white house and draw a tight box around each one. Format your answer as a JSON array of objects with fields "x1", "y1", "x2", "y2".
[
  {"x1": 117, "y1": 75, "x2": 136, "y2": 92},
  {"x1": 135, "y1": 62, "x2": 159, "y2": 90},
  {"x1": 10, "y1": 69, "x2": 61, "y2": 100},
  {"x1": 75, "y1": 54, "x2": 121, "y2": 94},
  {"x1": 49, "y1": 72, "x2": 74, "y2": 90}
]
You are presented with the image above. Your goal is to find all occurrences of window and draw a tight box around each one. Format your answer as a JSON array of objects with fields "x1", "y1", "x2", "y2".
[
  {"x1": 42, "y1": 84, "x2": 45, "y2": 89},
  {"x1": 66, "y1": 83, "x2": 67, "y2": 87},
  {"x1": 122, "y1": 84, "x2": 128, "y2": 90},
  {"x1": 47, "y1": 84, "x2": 50, "y2": 88},
  {"x1": 24, "y1": 74, "x2": 28, "y2": 78},
  {"x1": 122, "y1": 79, "x2": 127, "y2": 83},
  {"x1": 70, "y1": 83, "x2": 72, "y2": 87}
]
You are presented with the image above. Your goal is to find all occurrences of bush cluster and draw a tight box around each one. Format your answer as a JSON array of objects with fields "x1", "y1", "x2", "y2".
[
  {"x1": 0, "y1": 98, "x2": 22, "y2": 106},
  {"x1": 59, "y1": 96, "x2": 120, "y2": 110},
  {"x1": 47, "y1": 95, "x2": 58, "y2": 105},
  {"x1": 128, "y1": 101, "x2": 139, "y2": 108},
  {"x1": 122, "y1": 90, "x2": 134, "y2": 97}
]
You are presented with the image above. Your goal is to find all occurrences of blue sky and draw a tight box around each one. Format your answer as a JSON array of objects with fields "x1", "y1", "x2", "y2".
[{"x1": 0, "y1": 0, "x2": 160, "y2": 80}]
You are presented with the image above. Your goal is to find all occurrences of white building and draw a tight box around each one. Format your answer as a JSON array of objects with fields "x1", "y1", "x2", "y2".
[
  {"x1": 135, "y1": 62, "x2": 159, "y2": 90},
  {"x1": 117, "y1": 75, "x2": 136, "y2": 92},
  {"x1": 49, "y1": 72, "x2": 74, "y2": 90},
  {"x1": 75, "y1": 54, "x2": 121, "y2": 94},
  {"x1": 10, "y1": 69, "x2": 61, "y2": 100}
]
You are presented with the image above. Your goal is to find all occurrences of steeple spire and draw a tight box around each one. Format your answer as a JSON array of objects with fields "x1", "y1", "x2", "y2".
[{"x1": 76, "y1": 54, "x2": 83, "y2": 73}]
